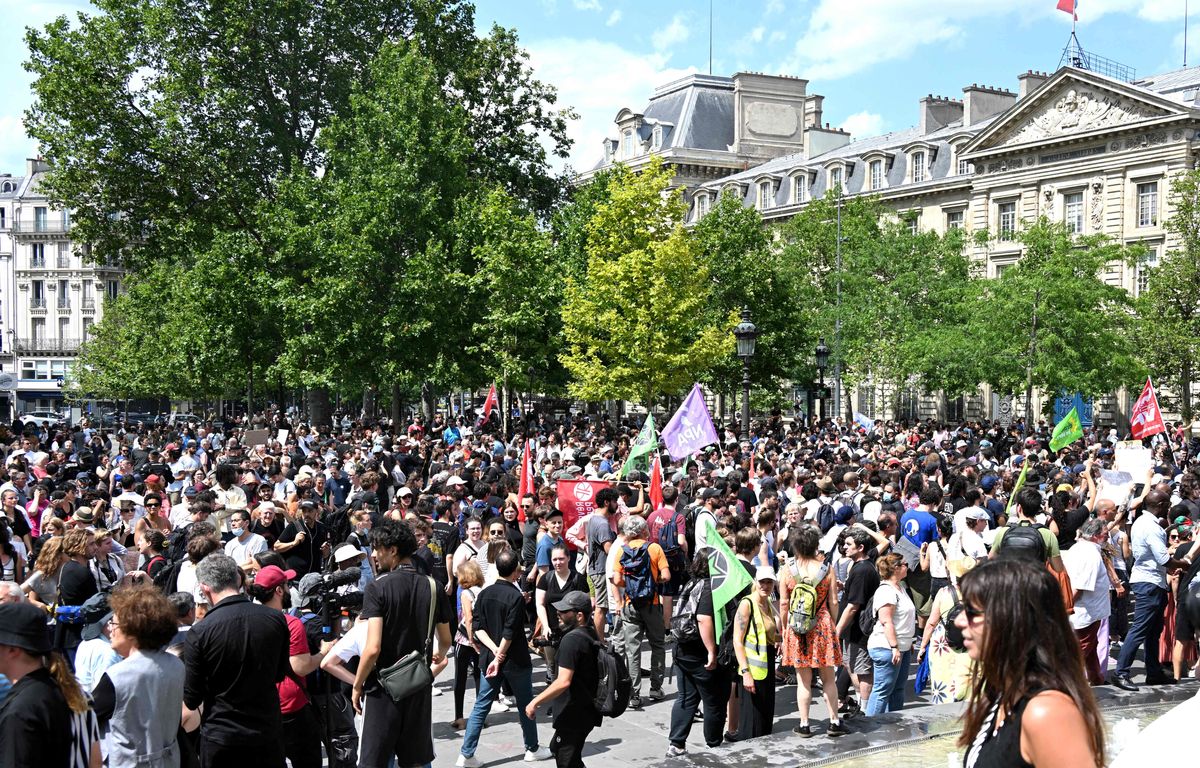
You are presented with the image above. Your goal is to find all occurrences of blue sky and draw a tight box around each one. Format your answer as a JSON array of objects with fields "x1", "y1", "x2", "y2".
[{"x1": 1, "y1": 1, "x2": 1198, "y2": 175}]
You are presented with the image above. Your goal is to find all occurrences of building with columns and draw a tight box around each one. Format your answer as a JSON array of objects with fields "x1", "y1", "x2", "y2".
[{"x1": 0, "y1": 158, "x2": 123, "y2": 418}]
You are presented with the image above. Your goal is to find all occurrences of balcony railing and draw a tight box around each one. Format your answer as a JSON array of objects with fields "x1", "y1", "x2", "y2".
[
  {"x1": 82, "y1": 298, "x2": 95, "y2": 312},
  {"x1": 15, "y1": 337, "x2": 81, "y2": 355},
  {"x1": 29, "y1": 258, "x2": 45, "y2": 270},
  {"x1": 56, "y1": 255, "x2": 70, "y2": 268},
  {"x1": 30, "y1": 297, "x2": 46, "y2": 309},
  {"x1": 12, "y1": 218, "x2": 70, "y2": 234},
  {"x1": 56, "y1": 300, "x2": 71, "y2": 312}
]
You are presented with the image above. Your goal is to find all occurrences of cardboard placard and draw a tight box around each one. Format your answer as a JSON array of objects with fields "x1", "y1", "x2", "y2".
[
  {"x1": 1098, "y1": 469, "x2": 1134, "y2": 507},
  {"x1": 244, "y1": 429, "x2": 270, "y2": 448}
]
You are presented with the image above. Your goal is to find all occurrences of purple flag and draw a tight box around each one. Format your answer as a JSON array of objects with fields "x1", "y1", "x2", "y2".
[{"x1": 661, "y1": 384, "x2": 719, "y2": 461}]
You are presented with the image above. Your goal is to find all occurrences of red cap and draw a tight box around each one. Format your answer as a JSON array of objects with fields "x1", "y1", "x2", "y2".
[
  {"x1": 253, "y1": 565, "x2": 296, "y2": 591},
  {"x1": 144, "y1": 474, "x2": 162, "y2": 485}
]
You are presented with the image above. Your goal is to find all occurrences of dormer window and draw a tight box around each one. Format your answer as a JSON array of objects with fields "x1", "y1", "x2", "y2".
[
  {"x1": 911, "y1": 151, "x2": 927, "y2": 183},
  {"x1": 869, "y1": 160, "x2": 884, "y2": 191},
  {"x1": 622, "y1": 130, "x2": 634, "y2": 159},
  {"x1": 723, "y1": 184, "x2": 742, "y2": 200},
  {"x1": 757, "y1": 180, "x2": 774, "y2": 210},
  {"x1": 651, "y1": 125, "x2": 663, "y2": 151},
  {"x1": 791, "y1": 174, "x2": 807, "y2": 204},
  {"x1": 829, "y1": 166, "x2": 843, "y2": 192},
  {"x1": 957, "y1": 157, "x2": 972, "y2": 176},
  {"x1": 603, "y1": 140, "x2": 613, "y2": 164},
  {"x1": 696, "y1": 193, "x2": 711, "y2": 218}
]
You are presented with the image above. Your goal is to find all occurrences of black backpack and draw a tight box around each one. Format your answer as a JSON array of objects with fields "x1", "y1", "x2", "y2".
[
  {"x1": 592, "y1": 638, "x2": 632, "y2": 718},
  {"x1": 166, "y1": 526, "x2": 189, "y2": 563},
  {"x1": 941, "y1": 584, "x2": 967, "y2": 651},
  {"x1": 816, "y1": 501, "x2": 837, "y2": 534},
  {"x1": 669, "y1": 578, "x2": 703, "y2": 645},
  {"x1": 998, "y1": 522, "x2": 1048, "y2": 563},
  {"x1": 153, "y1": 558, "x2": 183, "y2": 594}
]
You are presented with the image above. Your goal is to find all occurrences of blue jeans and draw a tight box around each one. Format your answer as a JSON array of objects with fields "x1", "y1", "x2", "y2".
[
  {"x1": 865, "y1": 647, "x2": 911, "y2": 715},
  {"x1": 460, "y1": 663, "x2": 539, "y2": 758},
  {"x1": 1115, "y1": 581, "x2": 1168, "y2": 679}
]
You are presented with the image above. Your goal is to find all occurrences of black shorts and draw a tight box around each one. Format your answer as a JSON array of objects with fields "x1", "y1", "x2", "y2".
[{"x1": 1177, "y1": 591, "x2": 1196, "y2": 645}]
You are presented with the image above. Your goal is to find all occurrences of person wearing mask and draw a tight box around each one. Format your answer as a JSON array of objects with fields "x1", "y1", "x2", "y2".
[
  {"x1": 525, "y1": 591, "x2": 602, "y2": 768},
  {"x1": 0, "y1": 600, "x2": 100, "y2": 768},
  {"x1": 183, "y1": 554, "x2": 291, "y2": 768},
  {"x1": 456, "y1": 549, "x2": 552, "y2": 766},
  {"x1": 352, "y1": 519, "x2": 454, "y2": 768},
  {"x1": 223, "y1": 510, "x2": 268, "y2": 570},
  {"x1": 865, "y1": 552, "x2": 916, "y2": 715},
  {"x1": 956, "y1": 559, "x2": 1106, "y2": 767},
  {"x1": 91, "y1": 586, "x2": 185, "y2": 768}
]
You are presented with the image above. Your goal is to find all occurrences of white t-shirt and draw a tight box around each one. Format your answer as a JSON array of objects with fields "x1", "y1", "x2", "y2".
[
  {"x1": 954, "y1": 505, "x2": 988, "y2": 535},
  {"x1": 1062, "y1": 539, "x2": 1111, "y2": 630},
  {"x1": 224, "y1": 532, "x2": 268, "y2": 565},
  {"x1": 329, "y1": 620, "x2": 369, "y2": 662},
  {"x1": 868, "y1": 582, "x2": 917, "y2": 652}
]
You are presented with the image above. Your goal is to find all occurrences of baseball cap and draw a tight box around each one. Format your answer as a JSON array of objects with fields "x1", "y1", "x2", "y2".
[
  {"x1": 979, "y1": 439, "x2": 993, "y2": 448},
  {"x1": 397, "y1": 486, "x2": 413, "y2": 497},
  {"x1": 253, "y1": 565, "x2": 296, "y2": 591},
  {"x1": 296, "y1": 573, "x2": 324, "y2": 610},
  {"x1": 334, "y1": 544, "x2": 365, "y2": 564},
  {"x1": 980, "y1": 475, "x2": 998, "y2": 492},
  {"x1": 446, "y1": 475, "x2": 467, "y2": 487},
  {"x1": 698, "y1": 487, "x2": 721, "y2": 501},
  {"x1": 965, "y1": 508, "x2": 991, "y2": 521},
  {"x1": 1055, "y1": 483, "x2": 1073, "y2": 493},
  {"x1": 144, "y1": 474, "x2": 162, "y2": 485},
  {"x1": 0, "y1": 602, "x2": 53, "y2": 654},
  {"x1": 755, "y1": 566, "x2": 778, "y2": 583},
  {"x1": 551, "y1": 590, "x2": 592, "y2": 612},
  {"x1": 183, "y1": 486, "x2": 198, "y2": 497}
]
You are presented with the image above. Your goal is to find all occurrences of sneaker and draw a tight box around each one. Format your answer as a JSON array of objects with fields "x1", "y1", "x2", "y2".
[
  {"x1": 723, "y1": 731, "x2": 740, "y2": 743},
  {"x1": 450, "y1": 718, "x2": 467, "y2": 730},
  {"x1": 648, "y1": 688, "x2": 665, "y2": 701},
  {"x1": 455, "y1": 756, "x2": 481, "y2": 768},
  {"x1": 432, "y1": 686, "x2": 443, "y2": 697},
  {"x1": 792, "y1": 724, "x2": 813, "y2": 738},
  {"x1": 493, "y1": 698, "x2": 511, "y2": 712},
  {"x1": 524, "y1": 746, "x2": 553, "y2": 762},
  {"x1": 501, "y1": 694, "x2": 517, "y2": 707},
  {"x1": 827, "y1": 721, "x2": 850, "y2": 738},
  {"x1": 665, "y1": 745, "x2": 688, "y2": 758},
  {"x1": 629, "y1": 694, "x2": 642, "y2": 710}
]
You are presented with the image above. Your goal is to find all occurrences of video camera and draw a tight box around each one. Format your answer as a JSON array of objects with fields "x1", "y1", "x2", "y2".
[{"x1": 308, "y1": 567, "x2": 364, "y2": 637}]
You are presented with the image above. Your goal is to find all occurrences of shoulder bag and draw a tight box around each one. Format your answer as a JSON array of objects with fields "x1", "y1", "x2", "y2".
[{"x1": 377, "y1": 576, "x2": 438, "y2": 702}]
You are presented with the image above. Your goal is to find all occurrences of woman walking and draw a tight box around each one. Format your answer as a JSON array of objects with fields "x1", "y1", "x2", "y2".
[
  {"x1": 451, "y1": 559, "x2": 485, "y2": 730},
  {"x1": 956, "y1": 559, "x2": 1105, "y2": 767},
  {"x1": 865, "y1": 552, "x2": 916, "y2": 715},
  {"x1": 733, "y1": 565, "x2": 780, "y2": 740}
]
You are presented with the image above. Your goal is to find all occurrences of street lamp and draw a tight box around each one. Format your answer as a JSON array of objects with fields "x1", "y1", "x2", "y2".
[
  {"x1": 734, "y1": 308, "x2": 757, "y2": 442},
  {"x1": 814, "y1": 338, "x2": 829, "y2": 423},
  {"x1": 526, "y1": 365, "x2": 535, "y2": 419}
]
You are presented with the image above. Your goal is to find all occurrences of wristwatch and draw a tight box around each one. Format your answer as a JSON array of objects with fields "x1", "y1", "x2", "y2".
[{"x1": 739, "y1": 667, "x2": 750, "y2": 675}]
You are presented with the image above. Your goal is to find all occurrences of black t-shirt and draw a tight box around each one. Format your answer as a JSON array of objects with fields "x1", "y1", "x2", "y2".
[
  {"x1": 429, "y1": 521, "x2": 459, "y2": 582},
  {"x1": 413, "y1": 545, "x2": 435, "y2": 577},
  {"x1": 278, "y1": 519, "x2": 330, "y2": 575},
  {"x1": 676, "y1": 580, "x2": 715, "y2": 663},
  {"x1": 250, "y1": 518, "x2": 285, "y2": 548},
  {"x1": 842, "y1": 558, "x2": 881, "y2": 644},
  {"x1": 59, "y1": 559, "x2": 98, "y2": 606},
  {"x1": 737, "y1": 486, "x2": 759, "y2": 515},
  {"x1": 0, "y1": 667, "x2": 72, "y2": 767},
  {"x1": 5, "y1": 510, "x2": 30, "y2": 542},
  {"x1": 1054, "y1": 508, "x2": 1091, "y2": 551},
  {"x1": 553, "y1": 625, "x2": 602, "y2": 729},
  {"x1": 537, "y1": 570, "x2": 589, "y2": 637},
  {"x1": 360, "y1": 565, "x2": 453, "y2": 690}
]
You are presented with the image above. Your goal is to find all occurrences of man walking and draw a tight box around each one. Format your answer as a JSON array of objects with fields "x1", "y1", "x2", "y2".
[
  {"x1": 457, "y1": 549, "x2": 552, "y2": 766},
  {"x1": 586, "y1": 489, "x2": 619, "y2": 638},
  {"x1": 612, "y1": 514, "x2": 670, "y2": 709},
  {"x1": 1062, "y1": 519, "x2": 1111, "y2": 686},
  {"x1": 183, "y1": 554, "x2": 291, "y2": 768},
  {"x1": 526, "y1": 591, "x2": 602, "y2": 768}
]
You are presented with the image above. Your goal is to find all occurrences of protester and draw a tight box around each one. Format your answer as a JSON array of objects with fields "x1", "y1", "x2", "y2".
[
  {"x1": 611, "y1": 513, "x2": 669, "y2": 709},
  {"x1": 1061, "y1": 518, "x2": 1113, "y2": 686},
  {"x1": 452, "y1": 559, "x2": 485, "y2": 730},
  {"x1": 733, "y1": 565, "x2": 780, "y2": 740},
  {"x1": 865, "y1": 552, "x2": 916, "y2": 715},
  {"x1": 666, "y1": 556, "x2": 729, "y2": 757}
]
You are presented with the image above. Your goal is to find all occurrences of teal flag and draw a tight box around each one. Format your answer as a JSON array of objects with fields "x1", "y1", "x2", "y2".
[
  {"x1": 620, "y1": 413, "x2": 657, "y2": 478},
  {"x1": 703, "y1": 517, "x2": 753, "y2": 641}
]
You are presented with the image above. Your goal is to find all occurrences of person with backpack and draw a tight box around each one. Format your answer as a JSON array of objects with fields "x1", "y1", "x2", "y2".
[
  {"x1": 915, "y1": 554, "x2": 974, "y2": 703},
  {"x1": 780, "y1": 524, "x2": 847, "y2": 738},
  {"x1": 611, "y1": 514, "x2": 670, "y2": 710},
  {"x1": 990, "y1": 487, "x2": 1066, "y2": 575},
  {"x1": 833, "y1": 527, "x2": 880, "y2": 718},
  {"x1": 525, "y1": 591, "x2": 602, "y2": 768},
  {"x1": 646, "y1": 485, "x2": 687, "y2": 627},
  {"x1": 732, "y1": 565, "x2": 780, "y2": 740},
  {"x1": 664, "y1": 555, "x2": 731, "y2": 758},
  {"x1": 864, "y1": 552, "x2": 916, "y2": 715}
]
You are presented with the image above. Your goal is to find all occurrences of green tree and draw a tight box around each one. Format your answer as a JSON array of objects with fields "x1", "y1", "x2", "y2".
[
  {"x1": 560, "y1": 159, "x2": 734, "y2": 405},
  {"x1": 1136, "y1": 170, "x2": 1200, "y2": 421},
  {"x1": 974, "y1": 218, "x2": 1142, "y2": 424}
]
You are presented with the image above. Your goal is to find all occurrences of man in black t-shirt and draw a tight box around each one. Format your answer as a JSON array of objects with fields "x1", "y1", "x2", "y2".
[
  {"x1": 833, "y1": 528, "x2": 880, "y2": 709},
  {"x1": 526, "y1": 591, "x2": 601, "y2": 767},
  {"x1": 276, "y1": 501, "x2": 331, "y2": 576},
  {"x1": 666, "y1": 575, "x2": 730, "y2": 755}
]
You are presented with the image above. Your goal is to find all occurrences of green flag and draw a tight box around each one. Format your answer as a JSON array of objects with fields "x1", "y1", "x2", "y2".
[
  {"x1": 1050, "y1": 406, "x2": 1084, "y2": 452},
  {"x1": 1004, "y1": 459, "x2": 1029, "y2": 518},
  {"x1": 620, "y1": 413, "x2": 657, "y2": 478},
  {"x1": 703, "y1": 517, "x2": 753, "y2": 641}
]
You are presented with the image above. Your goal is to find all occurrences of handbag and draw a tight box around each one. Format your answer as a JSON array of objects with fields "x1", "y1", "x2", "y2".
[{"x1": 377, "y1": 576, "x2": 438, "y2": 703}]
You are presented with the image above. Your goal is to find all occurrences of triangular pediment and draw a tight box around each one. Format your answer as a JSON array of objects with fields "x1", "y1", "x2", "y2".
[{"x1": 965, "y1": 68, "x2": 1189, "y2": 154}]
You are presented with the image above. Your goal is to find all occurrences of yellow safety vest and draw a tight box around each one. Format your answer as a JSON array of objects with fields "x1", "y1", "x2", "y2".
[{"x1": 741, "y1": 597, "x2": 770, "y2": 681}]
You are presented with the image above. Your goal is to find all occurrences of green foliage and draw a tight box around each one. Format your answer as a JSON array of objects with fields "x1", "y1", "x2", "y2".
[{"x1": 560, "y1": 159, "x2": 734, "y2": 405}]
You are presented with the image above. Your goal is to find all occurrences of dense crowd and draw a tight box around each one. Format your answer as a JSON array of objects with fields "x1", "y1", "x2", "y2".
[{"x1": 0, "y1": 407, "x2": 1198, "y2": 768}]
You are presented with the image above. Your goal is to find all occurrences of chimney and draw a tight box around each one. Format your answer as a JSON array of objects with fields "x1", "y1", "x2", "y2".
[
  {"x1": 919, "y1": 95, "x2": 965, "y2": 134},
  {"x1": 962, "y1": 84, "x2": 1017, "y2": 127},
  {"x1": 25, "y1": 157, "x2": 50, "y2": 177},
  {"x1": 1017, "y1": 70, "x2": 1051, "y2": 100}
]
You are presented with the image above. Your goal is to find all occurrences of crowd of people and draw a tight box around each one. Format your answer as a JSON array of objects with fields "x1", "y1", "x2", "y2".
[{"x1": 0, "y1": 406, "x2": 1197, "y2": 768}]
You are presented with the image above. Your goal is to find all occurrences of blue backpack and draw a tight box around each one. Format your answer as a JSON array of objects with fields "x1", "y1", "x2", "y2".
[
  {"x1": 620, "y1": 543, "x2": 655, "y2": 603},
  {"x1": 656, "y1": 511, "x2": 684, "y2": 561}
]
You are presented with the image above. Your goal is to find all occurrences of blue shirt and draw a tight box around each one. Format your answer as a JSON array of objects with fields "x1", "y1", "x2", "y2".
[
  {"x1": 1129, "y1": 510, "x2": 1169, "y2": 589},
  {"x1": 536, "y1": 534, "x2": 564, "y2": 569},
  {"x1": 900, "y1": 508, "x2": 939, "y2": 546}
]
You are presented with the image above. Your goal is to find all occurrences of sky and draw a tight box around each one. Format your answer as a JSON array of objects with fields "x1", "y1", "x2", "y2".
[{"x1": 1, "y1": 1, "x2": 1199, "y2": 175}]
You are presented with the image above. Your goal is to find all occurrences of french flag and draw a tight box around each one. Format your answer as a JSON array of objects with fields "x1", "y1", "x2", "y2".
[{"x1": 1057, "y1": 0, "x2": 1077, "y2": 20}]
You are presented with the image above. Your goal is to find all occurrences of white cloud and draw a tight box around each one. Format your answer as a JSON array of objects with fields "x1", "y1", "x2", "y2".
[
  {"x1": 572, "y1": 0, "x2": 601, "y2": 11},
  {"x1": 525, "y1": 37, "x2": 697, "y2": 172},
  {"x1": 652, "y1": 13, "x2": 691, "y2": 52},
  {"x1": 606, "y1": 9, "x2": 622, "y2": 26},
  {"x1": 840, "y1": 110, "x2": 885, "y2": 139},
  {"x1": 748, "y1": 26, "x2": 765, "y2": 43},
  {"x1": 765, "y1": 0, "x2": 785, "y2": 14},
  {"x1": 769, "y1": 30, "x2": 787, "y2": 44}
]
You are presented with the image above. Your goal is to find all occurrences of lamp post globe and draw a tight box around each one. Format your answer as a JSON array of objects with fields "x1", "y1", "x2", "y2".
[{"x1": 733, "y1": 308, "x2": 757, "y2": 442}]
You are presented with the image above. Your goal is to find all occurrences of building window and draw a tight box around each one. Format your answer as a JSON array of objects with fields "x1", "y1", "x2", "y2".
[
  {"x1": 603, "y1": 140, "x2": 613, "y2": 163},
  {"x1": 32, "y1": 318, "x2": 45, "y2": 342},
  {"x1": 996, "y1": 263, "x2": 1013, "y2": 278},
  {"x1": 58, "y1": 317, "x2": 69, "y2": 339},
  {"x1": 651, "y1": 125, "x2": 662, "y2": 150},
  {"x1": 905, "y1": 212, "x2": 920, "y2": 235},
  {"x1": 946, "y1": 210, "x2": 964, "y2": 230},
  {"x1": 758, "y1": 181, "x2": 773, "y2": 210},
  {"x1": 57, "y1": 280, "x2": 69, "y2": 308},
  {"x1": 1136, "y1": 245, "x2": 1160, "y2": 295},
  {"x1": 957, "y1": 157, "x2": 973, "y2": 176},
  {"x1": 696, "y1": 194, "x2": 710, "y2": 218},
  {"x1": 622, "y1": 130, "x2": 634, "y2": 159},
  {"x1": 829, "y1": 167, "x2": 842, "y2": 191},
  {"x1": 30, "y1": 243, "x2": 45, "y2": 268},
  {"x1": 911, "y1": 152, "x2": 927, "y2": 183},
  {"x1": 106, "y1": 280, "x2": 119, "y2": 300},
  {"x1": 1137, "y1": 181, "x2": 1159, "y2": 228},
  {"x1": 83, "y1": 318, "x2": 94, "y2": 337},
  {"x1": 792, "y1": 175, "x2": 806, "y2": 204},
  {"x1": 1064, "y1": 191, "x2": 1084, "y2": 234},
  {"x1": 31, "y1": 280, "x2": 44, "y2": 308},
  {"x1": 998, "y1": 201, "x2": 1017, "y2": 240},
  {"x1": 869, "y1": 160, "x2": 883, "y2": 190},
  {"x1": 34, "y1": 207, "x2": 47, "y2": 231},
  {"x1": 0, "y1": 208, "x2": 5, "y2": 228}
]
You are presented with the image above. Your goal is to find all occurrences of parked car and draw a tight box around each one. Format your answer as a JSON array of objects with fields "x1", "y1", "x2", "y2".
[{"x1": 20, "y1": 410, "x2": 67, "y2": 427}]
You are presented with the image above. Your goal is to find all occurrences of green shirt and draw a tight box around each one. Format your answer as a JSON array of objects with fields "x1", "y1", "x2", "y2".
[{"x1": 991, "y1": 522, "x2": 1060, "y2": 560}]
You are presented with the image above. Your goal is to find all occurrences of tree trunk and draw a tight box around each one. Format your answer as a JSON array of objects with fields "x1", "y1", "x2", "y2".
[
  {"x1": 307, "y1": 387, "x2": 332, "y2": 428},
  {"x1": 390, "y1": 382, "x2": 402, "y2": 426},
  {"x1": 421, "y1": 381, "x2": 434, "y2": 422},
  {"x1": 362, "y1": 387, "x2": 376, "y2": 420},
  {"x1": 246, "y1": 363, "x2": 253, "y2": 422},
  {"x1": 502, "y1": 375, "x2": 511, "y2": 439},
  {"x1": 1183, "y1": 360, "x2": 1194, "y2": 423}
]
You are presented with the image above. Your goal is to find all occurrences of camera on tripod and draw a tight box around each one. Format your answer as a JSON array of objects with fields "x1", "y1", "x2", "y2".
[{"x1": 301, "y1": 567, "x2": 364, "y2": 638}]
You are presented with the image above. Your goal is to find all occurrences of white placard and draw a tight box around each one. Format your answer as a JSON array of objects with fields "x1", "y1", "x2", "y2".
[
  {"x1": 1098, "y1": 469, "x2": 1134, "y2": 506},
  {"x1": 1114, "y1": 442, "x2": 1152, "y2": 478},
  {"x1": 277, "y1": 429, "x2": 289, "y2": 445}
]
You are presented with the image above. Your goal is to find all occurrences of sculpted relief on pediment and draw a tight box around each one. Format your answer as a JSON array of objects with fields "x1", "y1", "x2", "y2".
[{"x1": 999, "y1": 87, "x2": 1170, "y2": 146}]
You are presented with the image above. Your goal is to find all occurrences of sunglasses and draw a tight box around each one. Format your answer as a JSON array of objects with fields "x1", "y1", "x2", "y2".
[
  {"x1": 964, "y1": 606, "x2": 985, "y2": 622},
  {"x1": 145, "y1": 503, "x2": 161, "y2": 508},
  {"x1": 489, "y1": 529, "x2": 505, "y2": 536}
]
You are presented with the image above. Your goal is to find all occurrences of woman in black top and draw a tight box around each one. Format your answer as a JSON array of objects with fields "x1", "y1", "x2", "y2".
[
  {"x1": 55, "y1": 528, "x2": 99, "y2": 665},
  {"x1": 535, "y1": 544, "x2": 588, "y2": 645},
  {"x1": 956, "y1": 559, "x2": 1104, "y2": 768}
]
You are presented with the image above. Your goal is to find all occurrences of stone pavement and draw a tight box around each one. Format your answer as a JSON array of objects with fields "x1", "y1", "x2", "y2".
[{"x1": 420, "y1": 638, "x2": 1190, "y2": 768}]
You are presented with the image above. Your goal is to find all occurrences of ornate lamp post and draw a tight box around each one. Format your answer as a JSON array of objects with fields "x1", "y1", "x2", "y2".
[
  {"x1": 734, "y1": 308, "x2": 757, "y2": 442},
  {"x1": 814, "y1": 337, "x2": 830, "y2": 424}
]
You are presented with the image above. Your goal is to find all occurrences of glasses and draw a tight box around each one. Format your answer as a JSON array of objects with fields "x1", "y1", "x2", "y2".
[
  {"x1": 489, "y1": 529, "x2": 505, "y2": 536},
  {"x1": 964, "y1": 606, "x2": 986, "y2": 622},
  {"x1": 145, "y1": 503, "x2": 160, "y2": 509},
  {"x1": 1169, "y1": 534, "x2": 1180, "y2": 540},
  {"x1": 521, "y1": 505, "x2": 534, "y2": 510}
]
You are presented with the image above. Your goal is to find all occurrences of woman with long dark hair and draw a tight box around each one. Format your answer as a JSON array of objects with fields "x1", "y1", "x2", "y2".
[{"x1": 956, "y1": 559, "x2": 1105, "y2": 768}]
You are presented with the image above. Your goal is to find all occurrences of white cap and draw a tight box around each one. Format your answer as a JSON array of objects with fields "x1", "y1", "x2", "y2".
[
  {"x1": 754, "y1": 565, "x2": 777, "y2": 583},
  {"x1": 397, "y1": 486, "x2": 413, "y2": 497},
  {"x1": 446, "y1": 475, "x2": 467, "y2": 487},
  {"x1": 334, "y1": 544, "x2": 365, "y2": 564}
]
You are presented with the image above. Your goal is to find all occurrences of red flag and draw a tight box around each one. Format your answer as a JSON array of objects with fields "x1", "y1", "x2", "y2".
[
  {"x1": 1056, "y1": 0, "x2": 1077, "y2": 19},
  {"x1": 1130, "y1": 377, "x2": 1166, "y2": 440},
  {"x1": 556, "y1": 479, "x2": 611, "y2": 531},
  {"x1": 649, "y1": 454, "x2": 664, "y2": 511},
  {"x1": 482, "y1": 383, "x2": 498, "y2": 421},
  {"x1": 516, "y1": 439, "x2": 534, "y2": 521}
]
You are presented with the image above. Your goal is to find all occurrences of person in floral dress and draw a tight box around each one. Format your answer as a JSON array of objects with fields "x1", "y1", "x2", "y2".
[
  {"x1": 916, "y1": 558, "x2": 974, "y2": 703},
  {"x1": 780, "y1": 525, "x2": 848, "y2": 738}
]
